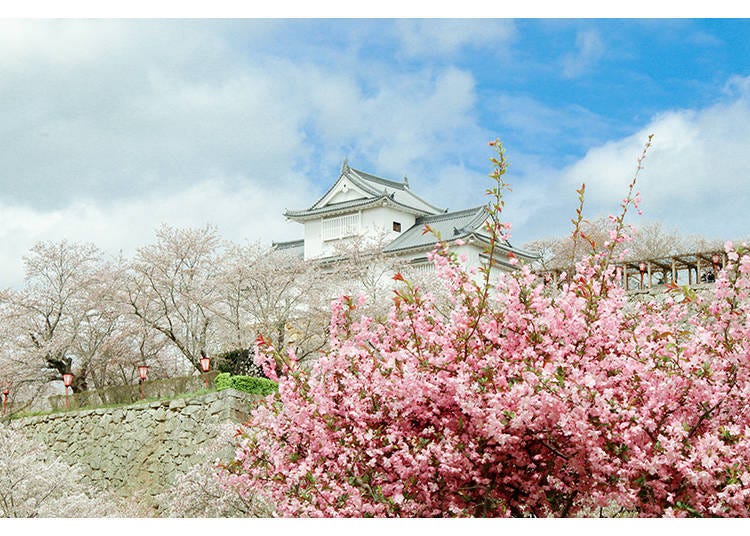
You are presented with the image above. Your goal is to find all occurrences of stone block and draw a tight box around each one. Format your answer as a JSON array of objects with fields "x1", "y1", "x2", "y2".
[
  {"x1": 207, "y1": 400, "x2": 226, "y2": 416},
  {"x1": 169, "y1": 398, "x2": 186, "y2": 410},
  {"x1": 180, "y1": 404, "x2": 202, "y2": 418}
]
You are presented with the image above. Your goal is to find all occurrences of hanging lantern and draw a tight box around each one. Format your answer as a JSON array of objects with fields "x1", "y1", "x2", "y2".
[
  {"x1": 137, "y1": 365, "x2": 149, "y2": 400},
  {"x1": 638, "y1": 262, "x2": 647, "y2": 289},
  {"x1": 200, "y1": 356, "x2": 211, "y2": 389},
  {"x1": 138, "y1": 365, "x2": 149, "y2": 382},
  {"x1": 62, "y1": 373, "x2": 74, "y2": 410}
]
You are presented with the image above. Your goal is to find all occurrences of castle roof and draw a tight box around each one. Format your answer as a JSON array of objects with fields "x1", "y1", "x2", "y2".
[
  {"x1": 383, "y1": 206, "x2": 536, "y2": 261},
  {"x1": 284, "y1": 160, "x2": 445, "y2": 221},
  {"x1": 271, "y1": 239, "x2": 305, "y2": 258}
]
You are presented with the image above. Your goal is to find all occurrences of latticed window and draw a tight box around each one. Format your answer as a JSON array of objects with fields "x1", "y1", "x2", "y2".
[
  {"x1": 409, "y1": 263, "x2": 435, "y2": 274},
  {"x1": 321, "y1": 213, "x2": 361, "y2": 241},
  {"x1": 404, "y1": 257, "x2": 434, "y2": 274}
]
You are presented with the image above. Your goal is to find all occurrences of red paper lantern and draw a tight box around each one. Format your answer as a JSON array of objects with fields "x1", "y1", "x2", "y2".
[
  {"x1": 138, "y1": 365, "x2": 149, "y2": 381},
  {"x1": 62, "y1": 373, "x2": 74, "y2": 410},
  {"x1": 200, "y1": 356, "x2": 211, "y2": 373}
]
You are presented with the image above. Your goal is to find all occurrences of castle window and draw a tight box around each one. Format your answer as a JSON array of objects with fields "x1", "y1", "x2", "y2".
[
  {"x1": 322, "y1": 213, "x2": 360, "y2": 241},
  {"x1": 392, "y1": 221, "x2": 402, "y2": 232},
  {"x1": 405, "y1": 257, "x2": 433, "y2": 274}
]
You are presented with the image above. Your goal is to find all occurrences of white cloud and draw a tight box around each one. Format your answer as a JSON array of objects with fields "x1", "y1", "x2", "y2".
[
  {"x1": 0, "y1": 175, "x2": 313, "y2": 287},
  {"x1": 0, "y1": 20, "x2": 496, "y2": 286},
  {"x1": 561, "y1": 29, "x2": 605, "y2": 79},
  {"x1": 0, "y1": 20, "x2": 487, "y2": 208},
  {"x1": 559, "y1": 81, "x2": 750, "y2": 242},
  {"x1": 0, "y1": 19, "x2": 127, "y2": 68},
  {"x1": 394, "y1": 19, "x2": 516, "y2": 59}
]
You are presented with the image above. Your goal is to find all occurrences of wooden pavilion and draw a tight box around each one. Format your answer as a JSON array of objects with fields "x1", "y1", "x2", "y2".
[{"x1": 537, "y1": 250, "x2": 727, "y2": 292}]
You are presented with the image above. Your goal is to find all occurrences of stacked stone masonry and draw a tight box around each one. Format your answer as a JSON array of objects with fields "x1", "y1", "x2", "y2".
[{"x1": 10, "y1": 389, "x2": 258, "y2": 502}]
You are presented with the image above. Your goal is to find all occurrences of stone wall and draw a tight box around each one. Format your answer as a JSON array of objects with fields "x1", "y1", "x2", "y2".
[{"x1": 10, "y1": 389, "x2": 258, "y2": 504}]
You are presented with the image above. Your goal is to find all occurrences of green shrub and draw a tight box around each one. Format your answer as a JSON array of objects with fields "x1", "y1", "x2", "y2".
[
  {"x1": 215, "y1": 373, "x2": 233, "y2": 391},
  {"x1": 214, "y1": 373, "x2": 278, "y2": 396}
]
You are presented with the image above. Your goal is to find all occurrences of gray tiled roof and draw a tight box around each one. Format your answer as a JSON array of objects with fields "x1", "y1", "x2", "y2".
[
  {"x1": 383, "y1": 206, "x2": 487, "y2": 253},
  {"x1": 383, "y1": 206, "x2": 537, "y2": 260},
  {"x1": 271, "y1": 239, "x2": 304, "y2": 258},
  {"x1": 348, "y1": 168, "x2": 407, "y2": 191},
  {"x1": 345, "y1": 166, "x2": 445, "y2": 215},
  {"x1": 285, "y1": 163, "x2": 445, "y2": 220},
  {"x1": 286, "y1": 193, "x2": 440, "y2": 220}
]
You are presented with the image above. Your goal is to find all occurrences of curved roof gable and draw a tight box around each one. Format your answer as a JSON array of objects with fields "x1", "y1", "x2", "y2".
[{"x1": 285, "y1": 160, "x2": 446, "y2": 221}]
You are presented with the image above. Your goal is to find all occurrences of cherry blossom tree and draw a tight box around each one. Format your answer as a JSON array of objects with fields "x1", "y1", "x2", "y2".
[
  {"x1": 64, "y1": 258, "x2": 135, "y2": 393},
  {"x1": 124, "y1": 224, "x2": 222, "y2": 373},
  {"x1": 328, "y1": 231, "x2": 400, "y2": 314},
  {"x1": 0, "y1": 240, "x2": 104, "y2": 394},
  {"x1": 525, "y1": 218, "x2": 717, "y2": 272},
  {"x1": 213, "y1": 242, "x2": 342, "y2": 371}
]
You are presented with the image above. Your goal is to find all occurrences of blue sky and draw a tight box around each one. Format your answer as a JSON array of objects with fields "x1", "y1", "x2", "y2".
[{"x1": 0, "y1": 16, "x2": 749, "y2": 285}]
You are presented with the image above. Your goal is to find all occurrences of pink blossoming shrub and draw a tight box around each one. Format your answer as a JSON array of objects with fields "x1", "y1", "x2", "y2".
[{"x1": 222, "y1": 139, "x2": 750, "y2": 517}]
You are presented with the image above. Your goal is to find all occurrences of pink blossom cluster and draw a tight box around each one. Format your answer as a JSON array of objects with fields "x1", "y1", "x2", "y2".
[
  {"x1": 221, "y1": 237, "x2": 750, "y2": 517},
  {"x1": 221, "y1": 137, "x2": 750, "y2": 517}
]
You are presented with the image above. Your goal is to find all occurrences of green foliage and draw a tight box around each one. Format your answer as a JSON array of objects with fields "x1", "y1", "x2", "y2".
[
  {"x1": 214, "y1": 372, "x2": 278, "y2": 396},
  {"x1": 215, "y1": 372, "x2": 233, "y2": 391}
]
